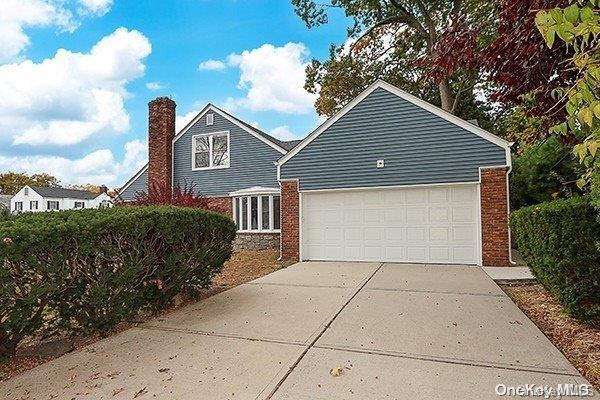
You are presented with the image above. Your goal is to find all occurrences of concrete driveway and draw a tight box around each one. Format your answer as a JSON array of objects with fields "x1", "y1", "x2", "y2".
[{"x1": 1, "y1": 262, "x2": 593, "y2": 399}]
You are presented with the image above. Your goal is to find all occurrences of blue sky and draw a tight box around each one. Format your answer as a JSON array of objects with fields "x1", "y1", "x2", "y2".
[{"x1": 0, "y1": 0, "x2": 350, "y2": 187}]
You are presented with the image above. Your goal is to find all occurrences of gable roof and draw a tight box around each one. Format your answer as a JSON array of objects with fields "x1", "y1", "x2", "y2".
[
  {"x1": 277, "y1": 80, "x2": 512, "y2": 167},
  {"x1": 172, "y1": 104, "x2": 292, "y2": 154},
  {"x1": 117, "y1": 163, "x2": 148, "y2": 196},
  {"x1": 29, "y1": 186, "x2": 102, "y2": 200}
]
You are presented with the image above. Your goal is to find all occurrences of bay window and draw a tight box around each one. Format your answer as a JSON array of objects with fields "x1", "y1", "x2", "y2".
[{"x1": 233, "y1": 194, "x2": 281, "y2": 232}]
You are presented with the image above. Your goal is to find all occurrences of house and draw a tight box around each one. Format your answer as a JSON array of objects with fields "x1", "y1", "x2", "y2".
[
  {"x1": 119, "y1": 80, "x2": 512, "y2": 266},
  {"x1": 10, "y1": 186, "x2": 112, "y2": 213}
]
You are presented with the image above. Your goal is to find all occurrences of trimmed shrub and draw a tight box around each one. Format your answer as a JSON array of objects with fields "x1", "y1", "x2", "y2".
[
  {"x1": 0, "y1": 206, "x2": 235, "y2": 357},
  {"x1": 510, "y1": 137, "x2": 583, "y2": 211},
  {"x1": 510, "y1": 197, "x2": 600, "y2": 319}
]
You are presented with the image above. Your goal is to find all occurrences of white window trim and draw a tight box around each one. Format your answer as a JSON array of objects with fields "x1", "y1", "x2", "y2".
[
  {"x1": 206, "y1": 113, "x2": 214, "y2": 126},
  {"x1": 191, "y1": 131, "x2": 231, "y2": 171},
  {"x1": 232, "y1": 194, "x2": 281, "y2": 233}
]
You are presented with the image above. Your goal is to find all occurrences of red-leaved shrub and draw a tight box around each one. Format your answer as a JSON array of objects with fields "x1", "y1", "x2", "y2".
[{"x1": 130, "y1": 182, "x2": 211, "y2": 209}]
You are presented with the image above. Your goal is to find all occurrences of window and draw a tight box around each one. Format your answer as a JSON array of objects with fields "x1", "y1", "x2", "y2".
[
  {"x1": 47, "y1": 201, "x2": 59, "y2": 210},
  {"x1": 206, "y1": 113, "x2": 214, "y2": 126},
  {"x1": 234, "y1": 195, "x2": 281, "y2": 232},
  {"x1": 24, "y1": 187, "x2": 29, "y2": 195},
  {"x1": 192, "y1": 132, "x2": 229, "y2": 170},
  {"x1": 30, "y1": 201, "x2": 38, "y2": 210},
  {"x1": 14, "y1": 202, "x2": 22, "y2": 212},
  {"x1": 74, "y1": 201, "x2": 85, "y2": 209}
]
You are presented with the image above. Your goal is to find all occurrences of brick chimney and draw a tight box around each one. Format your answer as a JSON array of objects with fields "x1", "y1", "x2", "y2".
[{"x1": 148, "y1": 97, "x2": 176, "y2": 196}]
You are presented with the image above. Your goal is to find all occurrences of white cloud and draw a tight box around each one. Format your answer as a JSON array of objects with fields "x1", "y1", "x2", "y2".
[
  {"x1": 0, "y1": 0, "x2": 78, "y2": 64},
  {"x1": 198, "y1": 59, "x2": 227, "y2": 71},
  {"x1": 0, "y1": 27, "x2": 152, "y2": 146},
  {"x1": 146, "y1": 81, "x2": 165, "y2": 91},
  {"x1": 175, "y1": 109, "x2": 200, "y2": 132},
  {"x1": 269, "y1": 125, "x2": 301, "y2": 141},
  {"x1": 0, "y1": 139, "x2": 147, "y2": 186},
  {"x1": 78, "y1": 0, "x2": 113, "y2": 16},
  {"x1": 224, "y1": 43, "x2": 317, "y2": 114}
]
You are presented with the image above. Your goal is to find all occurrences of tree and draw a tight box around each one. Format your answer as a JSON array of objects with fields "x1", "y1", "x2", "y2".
[
  {"x1": 0, "y1": 172, "x2": 60, "y2": 195},
  {"x1": 510, "y1": 136, "x2": 582, "y2": 210},
  {"x1": 293, "y1": 0, "x2": 496, "y2": 117},
  {"x1": 535, "y1": 1, "x2": 600, "y2": 204},
  {"x1": 481, "y1": 0, "x2": 574, "y2": 117},
  {"x1": 69, "y1": 184, "x2": 102, "y2": 193}
]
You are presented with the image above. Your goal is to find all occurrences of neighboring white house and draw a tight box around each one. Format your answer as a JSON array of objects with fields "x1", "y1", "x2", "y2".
[{"x1": 10, "y1": 186, "x2": 112, "y2": 213}]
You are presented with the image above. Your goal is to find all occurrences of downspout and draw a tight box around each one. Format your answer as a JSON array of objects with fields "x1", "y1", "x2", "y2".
[{"x1": 506, "y1": 143, "x2": 517, "y2": 266}]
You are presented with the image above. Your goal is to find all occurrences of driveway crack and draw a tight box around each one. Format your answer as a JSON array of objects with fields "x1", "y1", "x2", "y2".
[{"x1": 261, "y1": 263, "x2": 385, "y2": 400}]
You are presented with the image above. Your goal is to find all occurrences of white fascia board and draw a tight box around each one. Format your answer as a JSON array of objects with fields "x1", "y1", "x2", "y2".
[
  {"x1": 172, "y1": 104, "x2": 288, "y2": 154},
  {"x1": 277, "y1": 80, "x2": 512, "y2": 167},
  {"x1": 228, "y1": 186, "x2": 281, "y2": 197}
]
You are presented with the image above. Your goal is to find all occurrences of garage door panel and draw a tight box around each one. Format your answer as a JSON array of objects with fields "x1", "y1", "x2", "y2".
[
  {"x1": 406, "y1": 206, "x2": 427, "y2": 223},
  {"x1": 405, "y1": 227, "x2": 426, "y2": 241},
  {"x1": 429, "y1": 207, "x2": 450, "y2": 223},
  {"x1": 429, "y1": 247, "x2": 450, "y2": 263},
  {"x1": 428, "y1": 187, "x2": 450, "y2": 203},
  {"x1": 452, "y1": 186, "x2": 476, "y2": 202},
  {"x1": 364, "y1": 209, "x2": 384, "y2": 224},
  {"x1": 429, "y1": 227, "x2": 450, "y2": 241},
  {"x1": 405, "y1": 189, "x2": 427, "y2": 204},
  {"x1": 453, "y1": 247, "x2": 477, "y2": 264},
  {"x1": 453, "y1": 226, "x2": 476, "y2": 242},
  {"x1": 302, "y1": 185, "x2": 479, "y2": 264},
  {"x1": 452, "y1": 207, "x2": 475, "y2": 223},
  {"x1": 406, "y1": 247, "x2": 427, "y2": 263},
  {"x1": 384, "y1": 227, "x2": 403, "y2": 241},
  {"x1": 343, "y1": 209, "x2": 363, "y2": 224},
  {"x1": 385, "y1": 247, "x2": 405, "y2": 260}
]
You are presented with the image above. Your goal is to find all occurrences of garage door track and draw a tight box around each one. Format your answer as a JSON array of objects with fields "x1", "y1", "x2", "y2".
[{"x1": 1, "y1": 262, "x2": 593, "y2": 399}]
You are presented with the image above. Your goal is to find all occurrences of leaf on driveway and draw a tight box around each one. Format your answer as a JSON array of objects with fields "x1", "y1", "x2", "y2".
[
  {"x1": 329, "y1": 367, "x2": 343, "y2": 377},
  {"x1": 158, "y1": 368, "x2": 170, "y2": 373},
  {"x1": 134, "y1": 386, "x2": 147, "y2": 398}
]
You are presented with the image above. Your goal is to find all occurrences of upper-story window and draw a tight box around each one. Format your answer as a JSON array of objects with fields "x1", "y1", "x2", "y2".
[
  {"x1": 206, "y1": 113, "x2": 214, "y2": 126},
  {"x1": 192, "y1": 132, "x2": 230, "y2": 170}
]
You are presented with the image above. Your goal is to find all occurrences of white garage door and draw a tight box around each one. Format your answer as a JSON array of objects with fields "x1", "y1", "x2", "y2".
[{"x1": 301, "y1": 185, "x2": 480, "y2": 264}]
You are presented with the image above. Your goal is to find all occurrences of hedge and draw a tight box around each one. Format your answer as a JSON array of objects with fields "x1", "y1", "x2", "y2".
[
  {"x1": 510, "y1": 196, "x2": 600, "y2": 320},
  {"x1": 0, "y1": 206, "x2": 236, "y2": 357}
]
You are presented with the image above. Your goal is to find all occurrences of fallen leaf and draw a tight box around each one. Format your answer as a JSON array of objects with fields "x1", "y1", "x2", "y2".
[
  {"x1": 134, "y1": 387, "x2": 147, "y2": 398},
  {"x1": 329, "y1": 367, "x2": 343, "y2": 377},
  {"x1": 158, "y1": 368, "x2": 170, "y2": 373}
]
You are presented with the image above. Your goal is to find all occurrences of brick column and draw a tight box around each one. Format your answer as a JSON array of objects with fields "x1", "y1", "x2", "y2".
[
  {"x1": 148, "y1": 97, "x2": 176, "y2": 196},
  {"x1": 280, "y1": 180, "x2": 299, "y2": 261},
  {"x1": 480, "y1": 167, "x2": 510, "y2": 266}
]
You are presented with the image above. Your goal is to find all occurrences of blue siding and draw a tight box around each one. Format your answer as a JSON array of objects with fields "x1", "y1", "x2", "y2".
[
  {"x1": 280, "y1": 87, "x2": 507, "y2": 190},
  {"x1": 173, "y1": 112, "x2": 283, "y2": 196},
  {"x1": 119, "y1": 167, "x2": 148, "y2": 201}
]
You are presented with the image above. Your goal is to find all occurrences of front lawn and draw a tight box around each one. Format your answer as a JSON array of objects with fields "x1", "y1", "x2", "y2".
[{"x1": 501, "y1": 283, "x2": 600, "y2": 391}]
